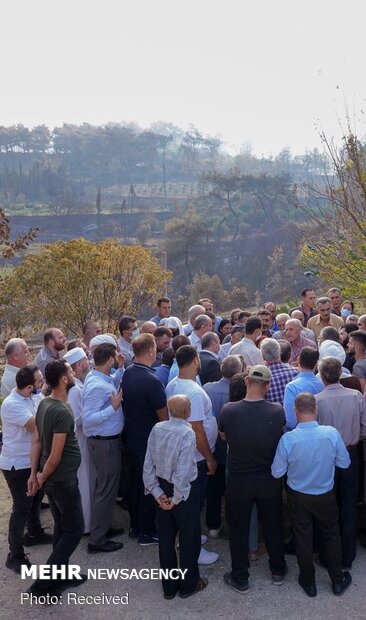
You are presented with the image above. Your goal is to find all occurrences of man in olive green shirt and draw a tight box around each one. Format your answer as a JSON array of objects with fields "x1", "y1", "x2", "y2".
[{"x1": 27, "y1": 360, "x2": 86, "y2": 597}]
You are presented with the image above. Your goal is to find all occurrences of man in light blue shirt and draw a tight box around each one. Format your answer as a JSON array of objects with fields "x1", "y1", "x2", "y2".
[
  {"x1": 203, "y1": 355, "x2": 243, "y2": 537},
  {"x1": 83, "y1": 343, "x2": 124, "y2": 554},
  {"x1": 272, "y1": 392, "x2": 351, "y2": 598},
  {"x1": 283, "y1": 347, "x2": 323, "y2": 431}
]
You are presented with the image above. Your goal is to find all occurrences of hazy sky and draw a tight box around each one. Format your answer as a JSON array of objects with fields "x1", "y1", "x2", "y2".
[{"x1": 2, "y1": 0, "x2": 366, "y2": 155}]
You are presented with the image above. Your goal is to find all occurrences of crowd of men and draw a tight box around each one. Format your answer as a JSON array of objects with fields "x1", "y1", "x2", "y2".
[{"x1": 1, "y1": 287, "x2": 366, "y2": 601}]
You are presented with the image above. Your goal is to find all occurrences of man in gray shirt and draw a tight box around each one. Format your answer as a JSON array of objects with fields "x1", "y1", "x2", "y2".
[{"x1": 316, "y1": 357, "x2": 366, "y2": 569}]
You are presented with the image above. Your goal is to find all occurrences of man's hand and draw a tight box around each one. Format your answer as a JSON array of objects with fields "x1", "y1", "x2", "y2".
[
  {"x1": 111, "y1": 389, "x2": 123, "y2": 411},
  {"x1": 115, "y1": 353, "x2": 125, "y2": 368},
  {"x1": 157, "y1": 494, "x2": 171, "y2": 510},
  {"x1": 36, "y1": 471, "x2": 46, "y2": 488},
  {"x1": 206, "y1": 456, "x2": 217, "y2": 476},
  {"x1": 27, "y1": 473, "x2": 40, "y2": 496}
]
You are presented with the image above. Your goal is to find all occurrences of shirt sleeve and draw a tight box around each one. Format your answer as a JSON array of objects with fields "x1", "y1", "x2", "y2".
[
  {"x1": 1, "y1": 398, "x2": 33, "y2": 427},
  {"x1": 53, "y1": 407, "x2": 73, "y2": 434},
  {"x1": 148, "y1": 377, "x2": 167, "y2": 411},
  {"x1": 171, "y1": 431, "x2": 197, "y2": 505},
  {"x1": 283, "y1": 384, "x2": 296, "y2": 431},
  {"x1": 82, "y1": 381, "x2": 116, "y2": 432},
  {"x1": 352, "y1": 362, "x2": 366, "y2": 380},
  {"x1": 143, "y1": 432, "x2": 164, "y2": 501},
  {"x1": 187, "y1": 390, "x2": 206, "y2": 423},
  {"x1": 271, "y1": 437, "x2": 289, "y2": 478},
  {"x1": 334, "y1": 432, "x2": 351, "y2": 469},
  {"x1": 361, "y1": 394, "x2": 366, "y2": 439}
]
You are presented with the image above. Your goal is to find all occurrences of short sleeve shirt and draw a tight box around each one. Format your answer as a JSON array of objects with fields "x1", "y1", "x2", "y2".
[
  {"x1": 0, "y1": 390, "x2": 38, "y2": 470},
  {"x1": 36, "y1": 397, "x2": 81, "y2": 482},
  {"x1": 122, "y1": 362, "x2": 167, "y2": 445}
]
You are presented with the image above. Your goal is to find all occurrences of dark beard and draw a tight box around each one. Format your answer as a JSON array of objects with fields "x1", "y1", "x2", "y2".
[{"x1": 66, "y1": 379, "x2": 75, "y2": 393}]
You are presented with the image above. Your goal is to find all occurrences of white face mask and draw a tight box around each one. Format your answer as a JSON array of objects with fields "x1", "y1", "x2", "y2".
[{"x1": 131, "y1": 328, "x2": 140, "y2": 340}]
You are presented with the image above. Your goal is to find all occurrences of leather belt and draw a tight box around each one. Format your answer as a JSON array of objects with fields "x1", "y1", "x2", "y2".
[
  {"x1": 346, "y1": 444, "x2": 358, "y2": 451},
  {"x1": 90, "y1": 434, "x2": 120, "y2": 441}
]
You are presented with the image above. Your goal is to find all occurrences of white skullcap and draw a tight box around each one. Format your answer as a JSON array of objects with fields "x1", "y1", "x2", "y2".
[
  {"x1": 159, "y1": 316, "x2": 184, "y2": 335},
  {"x1": 89, "y1": 334, "x2": 117, "y2": 349},
  {"x1": 319, "y1": 340, "x2": 346, "y2": 365},
  {"x1": 63, "y1": 347, "x2": 86, "y2": 365}
]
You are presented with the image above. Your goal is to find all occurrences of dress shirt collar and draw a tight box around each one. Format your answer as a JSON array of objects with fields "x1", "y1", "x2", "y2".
[
  {"x1": 167, "y1": 417, "x2": 191, "y2": 427},
  {"x1": 201, "y1": 349, "x2": 219, "y2": 360},
  {"x1": 4, "y1": 363, "x2": 19, "y2": 373},
  {"x1": 91, "y1": 368, "x2": 114, "y2": 383},
  {"x1": 323, "y1": 383, "x2": 344, "y2": 391},
  {"x1": 298, "y1": 371, "x2": 316, "y2": 378},
  {"x1": 297, "y1": 421, "x2": 319, "y2": 429}
]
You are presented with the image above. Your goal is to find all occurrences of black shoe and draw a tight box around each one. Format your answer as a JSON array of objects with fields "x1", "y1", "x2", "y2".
[
  {"x1": 164, "y1": 590, "x2": 178, "y2": 600},
  {"x1": 117, "y1": 498, "x2": 129, "y2": 511},
  {"x1": 6, "y1": 552, "x2": 31, "y2": 574},
  {"x1": 106, "y1": 527, "x2": 124, "y2": 538},
  {"x1": 88, "y1": 540, "x2": 123, "y2": 553},
  {"x1": 57, "y1": 574, "x2": 88, "y2": 592},
  {"x1": 299, "y1": 576, "x2": 317, "y2": 597},
  {"x1": 24, "y1": 531, "x2": 53, "y2": 546},
  {"x1": 333, "y1": 571, "x2": 352, "y2": 596},
  {"x1": 223, "y1": 571, "x2": 249, "y2": 594},
  {"x1": 26, "y1": 582, "x2": 62, "y2": 602},
  {"x1": 128, "y1": 527, "x2": 140, "y2": 539}
]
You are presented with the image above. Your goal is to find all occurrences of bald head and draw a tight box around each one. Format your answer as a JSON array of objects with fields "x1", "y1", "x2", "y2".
[
  {"x1": 291, "y1": 310, "x2": 304, "y2": 324},
  {"x1": 140, "y1": 321, "x2": 157, "y2": 335},
  {"x1": 167, "y1": 395, "x2": 191, "y2": 420}
]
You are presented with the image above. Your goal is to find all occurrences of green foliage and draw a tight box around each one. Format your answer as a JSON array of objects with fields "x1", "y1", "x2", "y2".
[{"x1": 0, "y1": 239, "x2": 171, "y2": 335}]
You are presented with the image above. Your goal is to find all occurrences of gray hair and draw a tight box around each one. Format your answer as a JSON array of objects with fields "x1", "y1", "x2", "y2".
[
  {"x1": 195, "y1": 315, "x2": 212, "y2": 331},
  {"x1": 285, "y1": 318, "x2": 302, "y2": 331},
  {"x1": 201, "y1": 331, "x2": 220, "y2": 350},
  {"x1": 316, "y1": 296, "x2": 331, "y2": 307},
  {"x1": 318, "y1": 357, "x2": 342, "y2": 384},
  {"x1": 188, "y1": 304, "x2": 205, "y2": 321},
  {"x1": 4, "y1": 338, "x2": 26, "y2": 358},
  {"x1": 260, "y1": 338, "x2": 281, "y2": 363},
  {"x1": 276, "y1": 313, "x2": 290, "y2": 322},
  {"x1": 221, "y1": 355, "x2": 244, "y2": 379}
]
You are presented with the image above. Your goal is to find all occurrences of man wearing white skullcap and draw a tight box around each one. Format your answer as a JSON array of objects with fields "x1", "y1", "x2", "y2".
[{"x1": 63, "y1": 347, "x2": 93, "y2": 533}]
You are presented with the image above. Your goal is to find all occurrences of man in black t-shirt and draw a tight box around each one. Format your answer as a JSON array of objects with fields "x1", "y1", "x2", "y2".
[
  {"x1": 219, "y1": 365, "x2": 286, "y2": 594},
  {"x1": 122, "y1": 334, "x2": 168, "y2": 546},
  {"x1": 27, "y1": 361, "x2": 85, "y2": 597}
]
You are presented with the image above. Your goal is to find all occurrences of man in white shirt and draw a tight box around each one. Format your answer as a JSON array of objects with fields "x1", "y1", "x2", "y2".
[
  {"x1": 117, "y1": 315, "x2": 138, "y2": 366},
  {"x1": 1, "y1": 338, "x2": 31, "y2": 398},
  {"x1": 189, "y1": 315, "x2": 212, "y2": 353},
  {"x1": 229, "y1": 317, "x2": 264, "y2": 365},
  {"x1": 63, "y1": 347, "x2": 94, "y2": 534},
  {"x1": 0, "y1": 366, "x2": 52, "y2": 573},
  {"x1": 166, "y1": 345, "x2": 219, "y2": 565},
  {"x1": 183, "y1": 305, "x2": 206, "y2": 337}
]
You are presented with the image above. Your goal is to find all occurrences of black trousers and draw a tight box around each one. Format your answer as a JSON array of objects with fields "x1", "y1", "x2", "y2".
[
  {"x1": 287, "y1": 487, "x2": 343, "y2": 586},
  {"x1": 2, "y1": 467, "x2": 43, "y2": 555},
  {"x1": 335, "y1": 448, "x2": 359, "y2": 567},
  {"x1": 34, "y1": 477, "x2": 84, "y2": 591},
  {"x1": 157, "y1": 478, "x2": 201, "y2": 597},
  {"x1": 225, "y1": 475, "x2": 286, "y2": 582},
  {"x1": 127, "y1": 443, "x2": 156, "y2": 536},
  {"x1": 206, "y1": 463, "x2": 226, "y2": 529}
]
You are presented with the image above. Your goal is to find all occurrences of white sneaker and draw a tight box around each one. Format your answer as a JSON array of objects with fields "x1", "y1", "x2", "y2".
[
  {"x1": 198, "y1": 547, "x2": 219, "y2": 565},
  {"x1": 208, "y1": 529, "x2": 221, "y2": 539},
  {"x1": 178, "y1": 534, "x2": 208, "y2": 549}
]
